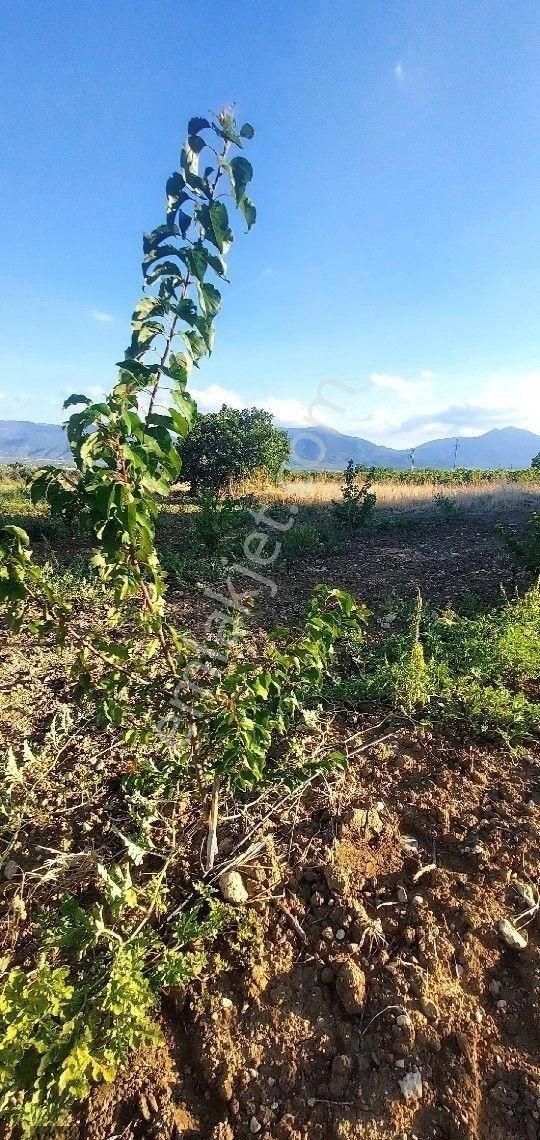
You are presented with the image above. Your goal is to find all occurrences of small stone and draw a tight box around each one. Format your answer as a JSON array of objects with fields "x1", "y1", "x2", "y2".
[
  {"x1": 307, "y1": 1097, "x2": 316, "y2": 1108},
  {"x1": 497, "y1": 999, "x2": 507, "y2": 1011},
  {"x1": 421, "y1": 998, "x2": 439, "y2": 1022},
  {"x1": 399, "y1": 1069, "x2": 423, "y2": 1100},
  {"x1": 396, "y1": 1058, "x2": 406, "y2": 1068},
  {"x1": 219, "y1": 870, "x2": 249, "y2": 905},
  {"x1": 397, "y1": 1014, "x2": 412, "y2": 1027},
  {"x1": 336, "y1": 960, "x2": 366, "y2": 1015},
  {"x1": 4, "y1": 860, "x2": 19, "y2": 881},
  {"x1": 221, "y1": 997, "x2": 234, "y2": 1010},
  {"x1": 349, "y1": 806, "x2": 384, "y2": 840},
  {"x1": 335, "y1": 929, "x2": 346, "y2": 941},
  {"x1": 474, "y1": 1010, "x2": 483, "y2": 1024},
  {"x1": 498, "y1": 919, "x2": 528, "y2": 950},
  {"x1": 322, "y1": 926, "x2": 334, "y2": 941},
  {"x1": 397, "y1": 886, "x2": 408, "y2": 904},
  {"x1": 412, "y1": 895, "x2": 424, "y2": 907},
  {"x1": 249, "y1": 1117, "x2": 262, "y2": 1134},
  {"x1": 514, "y1": 880, "x2": 536, "y2": 907}
]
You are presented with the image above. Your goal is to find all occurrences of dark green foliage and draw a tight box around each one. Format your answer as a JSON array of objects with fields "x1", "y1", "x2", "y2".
[
  {"x1": 433, "y1": 492, "x2": 459, "y2": 521},
  {"x1": 332, "y1": 461, "x2": 376, "y2": 530},
  {"x1": 180, "y1": 405, "x2": 290, "y2": 494},
  {"x1": 200, "y1": 585, "x2": 369, "y2": 789},
  {"x1": 532, "y1": 452, "x2": 540, "y2": 469},
  {"x1": 499, "y1": 512, "x2": 540, "y2": 573},
  {"x1": 332, "y1": 586, "x2": 540, "y2": 742},
  {"x1": 281, "y1": 521, "x2": 322, "y2": 561},
  {"x1": 192, "y1": 490, "x2": 251, "y2": 556},
  {"x1": 286, "y1": 466, "x2": 540, "y2": 485}
]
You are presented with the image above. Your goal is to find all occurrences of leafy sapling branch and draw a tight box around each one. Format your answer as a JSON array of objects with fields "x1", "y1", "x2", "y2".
[{"x1": 0, "y1": 108, "x2": 256, "y2": 735}]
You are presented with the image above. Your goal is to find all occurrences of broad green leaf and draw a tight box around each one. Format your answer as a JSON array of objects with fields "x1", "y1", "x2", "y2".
[
  {"x1": 240, "y1": 122, "x2": 255, "y2": 138},
  {"x1": 239, "y1": 194, "x2": 256, "y2": 230},
  {"x1": 197, "y1": 202, "x2": 233, "y2": 253},
  {"x1": 188, "y1": 116, "x2": 210, "y2": 134},
  {"x1": 229, "y1": 156, "x2": 253, "y2": 205},
  {"x1": 198, "y1": 281, "x2": 221, "y2": 318},
  {"x1": 215, "y1": 112, "x2": 243, "y2": 146},
  {"x1": 64, "y1": 393, "x2": 91, "y2": 409}
]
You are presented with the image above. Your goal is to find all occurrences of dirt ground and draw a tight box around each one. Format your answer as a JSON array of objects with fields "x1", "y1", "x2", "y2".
[{"x1": 1, "y1": 514, "x2": 539, "y2": 1140}]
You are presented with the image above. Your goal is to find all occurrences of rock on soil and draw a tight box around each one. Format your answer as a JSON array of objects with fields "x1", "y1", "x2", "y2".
[
  {"x1": 498, "y1": 918, "x2": 528, "y2": 950},
  {"x1": 399, "y1": 1068, "x2": 423, "y2": 1100},
  {"x1": 335, "y1": 958, "x2": 366, "y2": 1014},
  {"x1": 218, "y1": 869, "x2": 249, "y2": 905}
]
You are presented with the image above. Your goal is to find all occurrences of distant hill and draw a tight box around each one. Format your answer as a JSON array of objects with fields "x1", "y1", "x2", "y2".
[
  {"x1": 288, "y1": 425, "x2": 540, "y2": 471},
  {"x1": 0, "y1": 419, "x2": 539, "y2": 471},
  {"x1": 0, "y1": 420, "x2": 70, "y2": 462}
]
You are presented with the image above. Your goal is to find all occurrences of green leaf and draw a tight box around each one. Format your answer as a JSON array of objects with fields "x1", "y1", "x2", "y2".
[
  {"x1": 215, "y1": 112, "x2": 243, "y2": 147},
  {"x1": 197, "y1": 202, "x2": 233, "y2": 254},
  {"x1": 169, "y1": 297, "x2": 198, "y2": 326},
  {"x1": 238, "y1": 194, "x2": 256, "y2": 230},
  {"x1": 64, "y1": 394, "x2": 91, "y2": 409},
  {"x1": 198, "y1": 281, "x2": 221, "y2": 318},
  {"x1": 179, "y1": 243, "x2": 208, "y2": 282},
  {"x1": 240, "y1": 122, "x2": 255, "y2": 139},
  {"x1": 229, "y1": 156, "x2": 253, "y2": 205},
  {"x1": 188, "y1": 116, "x2": 210, "y2": 135}
]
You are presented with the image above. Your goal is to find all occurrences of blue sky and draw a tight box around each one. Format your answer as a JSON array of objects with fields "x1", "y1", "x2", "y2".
[{"x1": 1, "y1": 0, "x2": 539, "y2": 446}]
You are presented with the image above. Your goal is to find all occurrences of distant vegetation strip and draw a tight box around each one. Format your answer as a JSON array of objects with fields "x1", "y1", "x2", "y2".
[{"x1": 284, "y1": 466, "x2": 540, "y2": 485}]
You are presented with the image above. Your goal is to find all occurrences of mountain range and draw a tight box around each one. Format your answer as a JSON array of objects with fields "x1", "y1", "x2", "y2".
[
  {"x1": 288, "y1": 425, "x2": 540, "y2": 470},
  {"x1": 0, "y1": 419, "x2": 539, "y2": 471}
]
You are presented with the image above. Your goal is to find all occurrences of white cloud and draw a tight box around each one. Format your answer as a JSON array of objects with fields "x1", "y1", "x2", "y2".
[
  {"x1": 261, "y1": 395, "x2": 312, "y2": 424},
  {"x1": 394, "y1": 62, "x2": 405, "y2": 81},
  {"x1": 190, "y1": 383, "x2": 243, "y2": 411},
  {"x1": 370, "y1": 372, "x2": 434, "y2": 402},
  {"x1": 91, "y1": 310, "x2": 114, "y2": 323}
]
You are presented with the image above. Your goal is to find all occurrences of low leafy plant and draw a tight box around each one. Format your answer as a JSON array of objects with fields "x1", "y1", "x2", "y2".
[
  {"x1": 498, "y1": 512, "x2": 540, "y2": 573},
  {"x1": 0, "y1": 866, "x2": 226, "y2": 1135},
  {"x1": 332, "y1": 461, "x2": 376, "y2": 531},
  {"x1": 193, "y1": 490, "x2": 250, "y2": 557},
  {"x1": 331, "y1": 585, "x2": 540, "y2": 741},
  {"x1": 281, "y1": 521, "x2": 322, "y2": 561},
  {"x1": 433, "y1": 492, "x2": 459, "y2": 521}
]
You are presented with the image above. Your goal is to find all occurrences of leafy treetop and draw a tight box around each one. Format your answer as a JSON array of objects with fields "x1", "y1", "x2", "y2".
[{"x1": 181, "y1": 404, "x2": 290, "y2": 493}]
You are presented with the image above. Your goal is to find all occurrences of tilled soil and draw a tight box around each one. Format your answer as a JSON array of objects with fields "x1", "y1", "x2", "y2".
[{"x1": 1, "y1": 517, "x2": 539, "y2": 1140}]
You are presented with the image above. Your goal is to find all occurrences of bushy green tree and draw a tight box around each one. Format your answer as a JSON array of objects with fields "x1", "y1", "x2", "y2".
[
  {"x1": 180, "y1": 404, "x2": 290, "y2": 492},
  {"x1": 532, "y1": 451, "x2": 540, "y2": 469}
]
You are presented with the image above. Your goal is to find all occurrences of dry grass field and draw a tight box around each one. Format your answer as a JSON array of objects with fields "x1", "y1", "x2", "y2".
[{"x1": 247, "y1": 474, "x2": 540, "y2": 518}]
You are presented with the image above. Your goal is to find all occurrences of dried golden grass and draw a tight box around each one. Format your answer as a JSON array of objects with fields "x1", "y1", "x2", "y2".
[{"x1": 243, "y1": 476, "x2": 540, "y2": 516}]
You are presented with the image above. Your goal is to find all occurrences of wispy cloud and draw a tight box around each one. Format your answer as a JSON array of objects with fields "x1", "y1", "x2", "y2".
[
  {"x1": 91, "y1": 310, "x2": 114, "y2": 323},
  {"x1": 370, "y1": 371, "x2": 434, "y2": 401},
  {"x1": 189, "y1": 383, "x2": 243, "y2": 411},
  {"x1": 394, "y1": 62, "x2": 405, "y2": 82}
]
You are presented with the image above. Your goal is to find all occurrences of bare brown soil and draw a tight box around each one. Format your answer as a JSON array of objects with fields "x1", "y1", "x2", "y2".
[{"x1": 1, "y1": 515, "x2": 539, "y2": 1140}]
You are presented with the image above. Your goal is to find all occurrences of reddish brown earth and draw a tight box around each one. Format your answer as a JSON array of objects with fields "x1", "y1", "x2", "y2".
[{"x1": 1, "y1": 516, "x2": 539, "y2": 1140}]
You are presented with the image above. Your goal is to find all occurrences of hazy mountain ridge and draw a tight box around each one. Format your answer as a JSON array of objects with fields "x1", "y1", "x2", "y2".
[
  {"x1": 288, "y1": 425, "x2": 540, "y2": 470},
  {"x1": 0, "y1": 420, "x2": 539, "y2": 471}
]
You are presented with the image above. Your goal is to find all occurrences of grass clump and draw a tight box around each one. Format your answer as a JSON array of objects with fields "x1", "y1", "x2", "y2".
[{"x1": 333, "y1": 585, "x2": 540, "y2": 741}]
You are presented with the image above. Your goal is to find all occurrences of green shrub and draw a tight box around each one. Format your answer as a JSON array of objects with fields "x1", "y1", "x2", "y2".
[
  {"x1": 499, "y1": 512, "x2": 540, "y2": 573},
  {"x1": 332, "y1": 461, "x2": 376, "y2": 531},
  {"x1": 331, "y1": 585, "x2": 540, "y2": 741},
  {"x1": 180, "y1": 406, "x2": 290, "y2": 494},
  {"x1": 281, "y1": 522, "x2": 322, "y2": 560}
]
